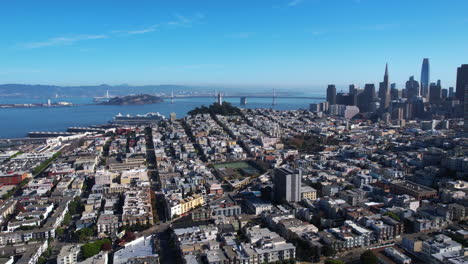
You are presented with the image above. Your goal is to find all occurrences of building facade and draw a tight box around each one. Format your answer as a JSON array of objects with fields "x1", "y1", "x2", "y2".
[{"x1": 273, "y1": 168, "x2": 301, "y2": 203}]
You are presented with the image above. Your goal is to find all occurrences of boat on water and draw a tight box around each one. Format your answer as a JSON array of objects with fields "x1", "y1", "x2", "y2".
[{"x1": 111, "y1": 112, "x2": 165, "y2": 125}]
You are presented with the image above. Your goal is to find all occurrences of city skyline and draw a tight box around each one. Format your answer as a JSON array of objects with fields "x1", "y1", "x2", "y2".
[{"x1": 1, "y1": 0, "x2": 467, "y2": 87}]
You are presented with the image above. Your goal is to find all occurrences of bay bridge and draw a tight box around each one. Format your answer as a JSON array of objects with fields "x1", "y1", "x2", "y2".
[
  {"x1": 93, "y1": 89, "x2": 325, "y2": 105},
  {"x1": 160, "y1": 93, "x2": 325, "y2": 105}
]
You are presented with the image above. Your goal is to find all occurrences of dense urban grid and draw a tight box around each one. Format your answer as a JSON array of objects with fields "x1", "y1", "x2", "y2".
[{"x1": 0, "y1": 60, "x2": 467, "y2": 264}]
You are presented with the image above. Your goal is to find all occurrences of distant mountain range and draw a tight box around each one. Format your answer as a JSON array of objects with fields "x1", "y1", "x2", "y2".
[{"x1": 0, "y1": 84, "x2": 197, "y2": 98}]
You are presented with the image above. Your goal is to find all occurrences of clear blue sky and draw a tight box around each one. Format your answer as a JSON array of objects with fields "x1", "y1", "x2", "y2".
[{"x1": 1, "y1": 0, "x2": 467, "y2": 91}]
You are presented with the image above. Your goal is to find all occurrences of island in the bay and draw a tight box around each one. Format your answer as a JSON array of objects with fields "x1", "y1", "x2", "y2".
[{"x1": 100, "y1": 94, "x2": 163, "y2": 105}]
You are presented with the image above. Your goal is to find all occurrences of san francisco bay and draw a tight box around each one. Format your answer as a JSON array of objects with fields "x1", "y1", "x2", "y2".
[{"x1": 0, "y1": 96, "x2": 323, "y2": 138}]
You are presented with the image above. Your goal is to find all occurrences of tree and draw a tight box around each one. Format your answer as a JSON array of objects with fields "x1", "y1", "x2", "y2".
[
  {"x1": 360, "y1": 250, "x2": 378, "y2": 264},
  {"x1": 15, "y1": 205, "x2": 26, "y2": 214},
  {"x1": 81, "y1": 243, "x2": 100, "y2": 259},
  {"x1": 384, "y1": 212, "x2": 400, "y2": 221},
  {"x1": 68, "y1": 197, "x2": 84, "y2": 215},
  {"x1": 322, "y1": 245, "x2": 336, "y2": 257},
  {"x1": 81, "y1": 239, "x2": 111, "y2": 259},
  {"x1": 74, "y1": 227, "x2": 95, "y2": 242},
  {"x1": 122, "y1": 231, "x2": 136, "y2": 242},
  {"x1": 101, "y1": 241, "x2": 112, "y2": 251},
  {"x1": 56, "y1": 228, "x2": 65, "y2": 237},
  {"x1": 37, "y1": 256, "x2": 47, "y2": 264},
  {"x1": 62, "y1": 212, "x2": 72, "y2": 226},
  {"x1": 188, "y1": 102, "x2": 242, "y2": 116},
  {"x1": 325, "y1": 260, "x2": 345, "y2": 264}
]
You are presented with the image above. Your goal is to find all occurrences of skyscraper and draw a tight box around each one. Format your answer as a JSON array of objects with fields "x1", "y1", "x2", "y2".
[
  {"x1": 349, "y1": 84, "x2": 358, "y2": 95},
  {"x1": 449, "y1": 87, "x2": 454, "y2": 98},
  {"x1": 273, "y1": 167, "x2": 301, "y2": 203},
  {"x1": 390, "y1": 83, "x2": 399, "y2": 100},
  {"x1": 429, "y1": 80, "x2": 442, "y2": 104},
  {"x1": 358, "y1": 84, "x2": 376, "y2": 112},
  {"x1": 336, "y1": 92, "x2": 356, "y2": 106},
  {"x1": 378, "y1": 64, "x2": 391, "y2": 111},
  {"x1": 465, "y1": 82, "x2": 468, "y2": 133},
  {"x1": 456, "y1": 64, "x2": 468, "y2": 102},
  {"x1": 327, "y1": 84, "x2": 337, "y2": 105},
  {"x1": 441, "y1": 88, "x2": 448, "y2": 100},
  {"x1": 421, "y1": 58, "x2": 430, "y2": 98},
  {"x1": 405, "y1": 76, "x2": 420, "y2": 101}
]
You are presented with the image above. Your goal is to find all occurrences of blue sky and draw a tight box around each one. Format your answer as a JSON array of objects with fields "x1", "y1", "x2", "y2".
[{"x1": 0, "y1": 0, "x2": 467, "y2": 91}]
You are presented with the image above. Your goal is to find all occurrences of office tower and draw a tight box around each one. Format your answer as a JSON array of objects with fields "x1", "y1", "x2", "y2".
[
  {"x1": 378, "y1": 64, "x2": 391, "y2": 111},
  {"x1": 465, "y1": 83, "x2": 468, "y2": 133},
  {"x1": 351, "y1": 91, "x2": 358, "y2": 106},
  {"x1": 456, "y1": 64, "x2": 468, "y2": 102},
  {"x1": 421, "y1": 58, "x2": 430, "y2": 98},
  {"x1": 390, "y1": 83, "x2": 400, "y2": 100},
  {"x1": 336, "y1": 93, "x2": 356, "y2": 106},
  {"x1": 364, "y1": 84, "x2": 376, "y2": 101},
  {"x1": 429, "y1": 81, "x2": 442, "y2": 104},
  {"x1": 449, "y1": 87, "x2": 454, "y2": 98},
  {"x1": 357, "y1": 84, "x2": 376, "y2": 112},
  {"x1": 273, "y1": 167, "x2": 301, "y2": 203},
  {"x1": 382, "y1": 112, "x2": 391, "y2": 123},
  {"x1": 370, "y1": 102, "x2": 380, "y2": 113},
  {"x1": 441, "y1": 89, "x2": 448, "y2": 100},
  {"x1": 349, "y1": 84, "x2": 358, "y2": 95},
  {"x1": 403, "y1": 101, "x2": 412, "y2": 120},
  {"x1": 392, "y1": 107, "x2": 404, "y2": 121},
  {"x1": 390, "y1": 85, "x2": 399, "y2": 100},
  {"x1": 336, "y1": 93, "x2": 346, "y2": 105},
  {"x1": 411, "y1": 97, "x2": 426, "y2": 119},
  {"x1": 405, "y1": 76, "x2": 420, "y2": 101},
  {"x1": 327, "y1": 84, "x2": 337, "y2": 105},
  {"x1": 402, "y1": 89, "x2": 407, "y2": 98}
]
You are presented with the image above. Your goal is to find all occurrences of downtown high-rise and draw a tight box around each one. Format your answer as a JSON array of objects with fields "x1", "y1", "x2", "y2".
[
  {"x1": 459, "y1": 65, "x2": 468, "y2": 133},
  {"x1": 456, "y1": 64, "x2": 468, "y2": 102},
  {"x1": 429, "y1": 80, "x2": 442, "y2": 105},
  {"x1": 405, "y1": 76, "x2": 420, "y2": 101},
  {"x1": 420, "y1": 58, "x2": 430, "y2": 98},
  {"x1": 357, "y1": 84, "x2": 376, "y2": 112},
  {"x1": 327, "y1": 84, "x2": 337, "y2": 105},
  {"x1": 378, "y1": 64, "x2": 391, "y2": 111}
]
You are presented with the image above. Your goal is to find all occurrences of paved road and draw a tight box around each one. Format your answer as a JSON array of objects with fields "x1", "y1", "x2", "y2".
[
  {"x1": 136, "y1": 222, "x2": 170, "y2": 238},
  {"x1": 157, "y1": 228, "x2": 183, "y2": 264},
  {"x1": 133, "y1": 221, "x2": 179, "y2": 264}
]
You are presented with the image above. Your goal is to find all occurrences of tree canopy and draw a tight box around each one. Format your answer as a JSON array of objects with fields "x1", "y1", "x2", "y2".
[
  {"x1": 325, "y1": 259, "x2": 345, "y2": 264},
  {"x1": 188, "y1": 102, "x2": 242, "y2": 116},
  {"x1": 360, "y1": 250, "x2": 378, "y2": 264},
  {"x1": 81, "y1": 239, "x2": 111, "y2": 259}
]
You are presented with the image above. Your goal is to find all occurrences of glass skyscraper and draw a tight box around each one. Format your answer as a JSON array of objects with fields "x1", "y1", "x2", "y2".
[
  {"x1": 420, "y1": 58, "x2": 430, "y2": 98},
  {"x1": 456, "y1": 64, "x2": 468, "y2": 102}
]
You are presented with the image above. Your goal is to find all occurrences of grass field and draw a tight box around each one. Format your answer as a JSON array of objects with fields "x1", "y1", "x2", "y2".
[{"x1": 213, "y1": 161, "x2": 250, "y2": 169}]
